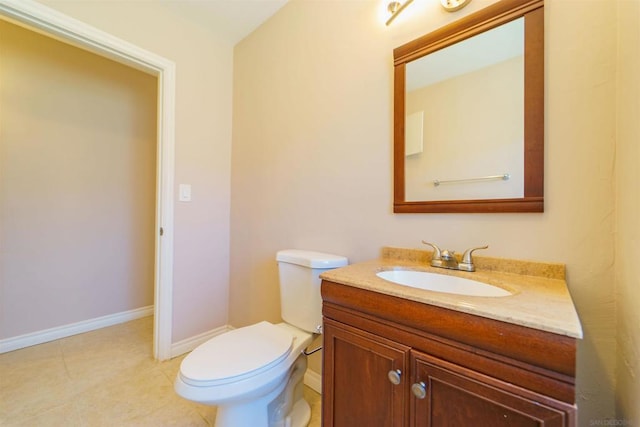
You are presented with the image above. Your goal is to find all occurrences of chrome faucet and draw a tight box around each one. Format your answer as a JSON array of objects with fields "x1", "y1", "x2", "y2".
[{"x1": 422, "y1": 241, "x2": 488, "y2": 272}]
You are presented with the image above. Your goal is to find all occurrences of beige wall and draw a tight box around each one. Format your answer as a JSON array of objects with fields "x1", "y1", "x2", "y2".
[
  {"x1": 0, "y1": 20, "x2": 156, "y2": 338},
  {"x1": 615, "y1": 0, "x2": 640, "y2": 423},
  {"x1": 34, "y1": 0, "x2": 234, "y2": 342},
  {"x1": 232, "y1": 0, "x2": 622, "y2": 422}
]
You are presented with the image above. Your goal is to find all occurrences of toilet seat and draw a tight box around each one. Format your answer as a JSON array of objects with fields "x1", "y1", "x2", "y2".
[{"x1": 179, "y1": 321, "x2": 293, "y2": 387}]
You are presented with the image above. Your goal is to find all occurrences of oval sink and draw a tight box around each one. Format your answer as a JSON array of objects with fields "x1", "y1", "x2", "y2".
[{"x1": 376, "y1": 270, "x2": 512, "y2": 297}]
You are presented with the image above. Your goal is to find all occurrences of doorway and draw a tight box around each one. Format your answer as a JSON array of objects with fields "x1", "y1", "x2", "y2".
[{"x1": 0, "y1": 1, "x2": 175, "y2": 360}]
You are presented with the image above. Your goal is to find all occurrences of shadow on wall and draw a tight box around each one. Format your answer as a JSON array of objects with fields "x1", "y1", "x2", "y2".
[{"x1": 576, "y1": 330, "x2": 617, "y2": 425}]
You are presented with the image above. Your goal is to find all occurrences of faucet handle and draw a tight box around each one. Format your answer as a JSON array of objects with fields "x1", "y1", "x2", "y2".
[
  {"x1": 421, "y1": 241, "x2": 442, "y2": 259},
  {"x1": 459, "y1": 245, "x2": 488, "y2": 271},
  {"x1": 441, "y1": 249, "x2": 455, "y2": 261}
]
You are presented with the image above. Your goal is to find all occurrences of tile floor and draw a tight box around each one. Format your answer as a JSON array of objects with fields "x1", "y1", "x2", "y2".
[{"x1": 0, "y1": 317, "x2": 322, "y2": 426}]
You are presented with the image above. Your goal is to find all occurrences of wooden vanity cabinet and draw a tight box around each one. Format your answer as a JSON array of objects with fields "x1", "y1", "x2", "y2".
[
  {"x1": 321, "y1": 280, "x2": 578, "y2": 427},
  {"x1": 323, "y1": 320, "x2": 410, "y2": 427}
]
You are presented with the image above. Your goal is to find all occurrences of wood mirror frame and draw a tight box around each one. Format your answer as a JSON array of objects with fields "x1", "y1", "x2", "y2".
[{"x1": 393, "y1": 0, "x2": 544, "y2": 213}]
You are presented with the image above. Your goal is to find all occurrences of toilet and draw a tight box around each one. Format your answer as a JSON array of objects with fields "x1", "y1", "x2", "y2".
[{"x1": 174, "y1": 249, "x2": 348, "y2": 427}]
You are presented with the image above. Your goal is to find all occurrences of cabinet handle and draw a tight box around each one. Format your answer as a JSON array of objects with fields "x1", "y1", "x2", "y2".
[
  {"x1": 387, "y1": 369, "x2": 402, "y2": 385},
  {"x1": 411, "y1": 381, "x2": 427, "y2": 399}
]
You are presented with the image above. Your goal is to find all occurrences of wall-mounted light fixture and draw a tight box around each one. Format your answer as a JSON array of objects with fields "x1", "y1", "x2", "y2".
[
  {"x1": 385, "y1": 0, "x2": 414, "y2": 26},
  {"x1": 440, "y1": 0, "x2": 472, "y2": 12}
]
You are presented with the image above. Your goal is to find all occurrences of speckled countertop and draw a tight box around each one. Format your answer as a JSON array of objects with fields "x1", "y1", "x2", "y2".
[{"x1": 320, "y1": 247, "x2": 583, "y2": 339}]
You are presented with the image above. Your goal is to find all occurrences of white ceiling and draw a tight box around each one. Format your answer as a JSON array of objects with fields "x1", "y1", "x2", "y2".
[
  {"x1": 406, "y1": 17, "x2": 524, "y2": 91},
  {"x1": 156, "y1": 0, "x2": 288, "y2": 45}
]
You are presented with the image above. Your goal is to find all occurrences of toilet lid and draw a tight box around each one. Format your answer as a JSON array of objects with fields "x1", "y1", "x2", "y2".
[{"x1": 180, "y1": 321, "x2": 293, "y2": 386}]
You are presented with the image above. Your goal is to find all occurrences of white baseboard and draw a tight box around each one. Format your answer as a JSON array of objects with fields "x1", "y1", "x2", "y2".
[
  {"x1": 304, "y1": 369, "x2": 322, "y2": 394},
  {"x1": 0, "y1": 305, "x2": 154, "y2": 354},
  {"x1": 170, "y1": 325, "x2": 232, "y2": 359}
]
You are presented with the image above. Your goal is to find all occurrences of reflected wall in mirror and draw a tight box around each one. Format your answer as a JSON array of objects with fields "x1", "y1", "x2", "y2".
[
  {"x1": 405, "y1": 18, "x2": 524, "y2": 202},
  {"x1": 393, "y1": 0, "x2": 544, "y2": 213}
]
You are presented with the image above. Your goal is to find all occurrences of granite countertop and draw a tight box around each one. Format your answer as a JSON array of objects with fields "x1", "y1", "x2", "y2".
[{"x1": 320, "y1": 247, "x2": 583, "y2": 339}]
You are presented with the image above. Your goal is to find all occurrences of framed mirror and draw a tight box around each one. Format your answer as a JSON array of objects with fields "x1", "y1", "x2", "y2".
[{"x1": 393, "y1": 0, "x2": 544, "y2": 213}]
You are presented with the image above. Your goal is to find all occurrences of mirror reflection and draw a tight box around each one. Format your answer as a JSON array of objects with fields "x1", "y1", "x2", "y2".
[{"x1": 405, "y1": 18, "x2": 525, "y2": 202}]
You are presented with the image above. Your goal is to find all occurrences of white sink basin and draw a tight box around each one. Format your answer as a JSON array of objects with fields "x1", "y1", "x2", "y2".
[{"x1": 376, "y1": 270, "x2": 512, "y2": 297}]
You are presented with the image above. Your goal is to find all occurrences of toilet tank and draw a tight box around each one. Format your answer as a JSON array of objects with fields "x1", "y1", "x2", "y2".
[{"x1": 276, "y1": 250, "x2": 348, "y2": 334}]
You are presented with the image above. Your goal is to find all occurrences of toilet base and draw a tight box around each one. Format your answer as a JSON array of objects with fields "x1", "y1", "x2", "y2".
[
  {"x1": 213, "y1": 380, "x2": 286, "y2": 427},
  {"x1": 286, "y1": 398, "x2": 311, "y2": 427},
  {"x1": 214, "y1": 355, "x2": 311, "y2": 427},
  {"x1": 269, "y1": 355, "x2": 310, "y2": 427}
]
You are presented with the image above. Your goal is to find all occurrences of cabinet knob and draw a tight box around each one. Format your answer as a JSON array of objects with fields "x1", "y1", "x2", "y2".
[
  {"x1": 411, "y1": 381, "x2": 427, "y2": 399},
  {"x1": 387, "y1": 369, "x2": 402, "y2": 385}
]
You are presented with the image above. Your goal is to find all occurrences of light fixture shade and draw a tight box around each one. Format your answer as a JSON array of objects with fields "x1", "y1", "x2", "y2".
[
  {"x1": 441, "y1": 0, "x2": 472, "y2": 12},
  {"x1": 388, "y1": 1, "x2": 401, "y2": 13},
  {"x1": 386, "y1": 0, "x2": 414, "y2": 26}
]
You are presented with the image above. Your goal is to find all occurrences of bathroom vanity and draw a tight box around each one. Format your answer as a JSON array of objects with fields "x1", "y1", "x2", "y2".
[{"x1": 320, "y1": 248, "x2": 582, "y2": 426}]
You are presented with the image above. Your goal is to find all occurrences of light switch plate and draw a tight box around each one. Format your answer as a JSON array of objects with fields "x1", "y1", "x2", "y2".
[{"x1": 179, "y1": 184, "x2": 192, "y2": 202}]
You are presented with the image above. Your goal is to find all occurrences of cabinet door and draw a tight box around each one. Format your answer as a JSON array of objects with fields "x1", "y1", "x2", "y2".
[
  {"x1": 323, "y1": 319, "x2": 410, "y2": 427},
  {"x1": 410, "y1": 351, "x2": 576, "y2": 427}
]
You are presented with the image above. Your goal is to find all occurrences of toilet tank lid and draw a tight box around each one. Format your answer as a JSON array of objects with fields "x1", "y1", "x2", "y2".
[{"x1": 276, "y1": 249, "x2": 348, "y2": 269}]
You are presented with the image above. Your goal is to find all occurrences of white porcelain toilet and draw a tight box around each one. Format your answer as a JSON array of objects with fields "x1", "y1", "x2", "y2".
[{"x1": 174, "y1": 249, "x2": 348, "y2": 427}]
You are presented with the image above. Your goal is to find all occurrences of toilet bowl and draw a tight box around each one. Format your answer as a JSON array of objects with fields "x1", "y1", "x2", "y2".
[
  {"x1": 174, "y1": 249, "x2": 348, "y2": 427},
  {"x1": 175, "y1": 322, "x2": 313, "y2": 426}
]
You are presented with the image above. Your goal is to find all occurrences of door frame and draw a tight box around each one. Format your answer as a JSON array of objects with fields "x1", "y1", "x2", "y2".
[{"x1": 0, "y1": 0, "x2": 175, "y2": 360}]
